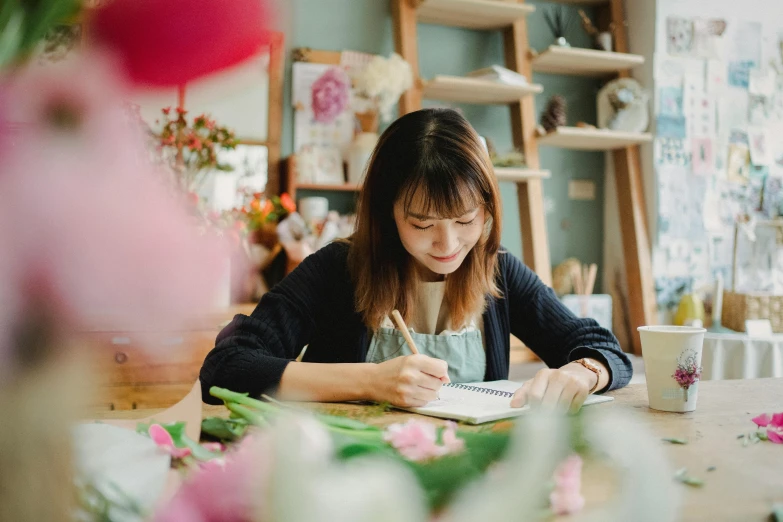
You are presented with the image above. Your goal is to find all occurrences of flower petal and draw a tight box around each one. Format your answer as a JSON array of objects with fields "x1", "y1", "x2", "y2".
[
  {"x1": 149, "y1": 424, "x2": 175, "y2": 447},
  {"x1": 770, "y1": 413, "x2": 783, "y2": 428},
  {"x1": 767, "y1": 429, "x2": 783, "y2": 444},
  {"x1": 752, "y1": 413, "x2": 772, "y2": 428}
]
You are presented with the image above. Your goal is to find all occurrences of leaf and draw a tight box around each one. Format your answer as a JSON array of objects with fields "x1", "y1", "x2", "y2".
[
  {"x1": 316, "y1": 413, "x2": 380, "y2": 432},
  {"x1": 201, "y1": 417, "x2": 249, "y2": 441},
  {"x1": 662, "y1": 437, "x2": 688, "y2": 444},
  {"x1": 674, "y1": 467, "x2": 704, "y2": 487},
  {"x1": 706, "y1": 466, "x2": 716, "y2": 472}
]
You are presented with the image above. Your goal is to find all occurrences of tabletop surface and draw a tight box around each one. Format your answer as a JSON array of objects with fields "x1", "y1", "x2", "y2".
[{"x1": 96, "y1": 378, "x2": 783, "y2": 521}]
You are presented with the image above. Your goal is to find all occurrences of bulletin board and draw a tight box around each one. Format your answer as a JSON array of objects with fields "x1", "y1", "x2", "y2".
[{"x1": 652, "y1": 0, "x2": 783, "y2": 308}]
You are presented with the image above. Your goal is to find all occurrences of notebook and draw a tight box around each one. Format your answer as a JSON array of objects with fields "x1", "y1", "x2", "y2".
[{"x1": 400, "y1": 380, "x2": 614, "y2": 425}]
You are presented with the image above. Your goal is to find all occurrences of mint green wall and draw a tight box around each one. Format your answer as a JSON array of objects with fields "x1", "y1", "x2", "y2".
[{"x1": 281, "y1": 0, "x2": 605, "y2": 285}]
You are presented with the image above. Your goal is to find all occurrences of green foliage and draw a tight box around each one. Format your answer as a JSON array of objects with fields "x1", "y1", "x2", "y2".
[{"x1": 0, "y1": 0, "x2": 81, "y2": 69}]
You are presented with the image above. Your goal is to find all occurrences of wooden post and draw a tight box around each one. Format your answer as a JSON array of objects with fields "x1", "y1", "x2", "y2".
[
  {"x1": 266, "y1": 31, "x2": 285, "y2": 196},
  {"x1": 504, "y1": 19, "x2": 552, "y2": 285},
  {"x1": 607, "y1": 0, "x2": 656, "y2": 354},
  {"x1": 392, "y1": 0, "x2": 423, "y2": 114}
]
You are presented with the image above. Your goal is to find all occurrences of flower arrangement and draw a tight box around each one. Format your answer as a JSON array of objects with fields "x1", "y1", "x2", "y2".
[
  {"x1": 154, "y1": 107, "x2": 239, "y2": 193},
  {"x1": 672, "y1": 350, "x2": 702, "y2": 400}
]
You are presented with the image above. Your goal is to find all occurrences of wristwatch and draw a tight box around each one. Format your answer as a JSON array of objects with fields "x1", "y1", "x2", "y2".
[{"x1": 573, "y1": 358, "x2": 602, "y2": 394}]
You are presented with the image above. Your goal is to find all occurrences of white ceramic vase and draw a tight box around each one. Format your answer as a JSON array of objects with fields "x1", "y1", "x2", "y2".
[{"x1": 347, "y1": 132, "x2": 378, "y2": 185}]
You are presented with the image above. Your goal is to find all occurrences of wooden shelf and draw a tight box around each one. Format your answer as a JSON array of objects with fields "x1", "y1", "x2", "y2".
[
  {"x1": 422, "y1": 75, "x2": 542, "y2": 104},
  {"x1": 537, "y1": 127, "x2": 652, "y2": 151},
  {"x1": 416, "y1": 0, "x2": 534, "y2": 30},
  {"x1": 295, "y1": 183, "x2": 361, "y2": 192},
  {"x1": 494, "y1": 167, "x2": 550, "y2": 182},
  {"x1": 532, "y1": 46, "x2": 645, "y2": 77}
]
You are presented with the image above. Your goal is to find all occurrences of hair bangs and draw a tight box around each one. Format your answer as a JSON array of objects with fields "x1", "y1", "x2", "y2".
[{"x1": 400, "y1": 157, "x2": 486, "y2": 219}]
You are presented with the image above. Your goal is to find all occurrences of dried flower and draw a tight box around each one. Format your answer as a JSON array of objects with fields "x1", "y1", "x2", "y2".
[
  {"x1": 383, "y1": 420, "x2": 465, "y2": 462},
  {"x1": 311, "y1": 67, "x2": 351, "y2": 124},
  {"x1": 672, "y1": 351, "x2": 702, "y2": 399}
]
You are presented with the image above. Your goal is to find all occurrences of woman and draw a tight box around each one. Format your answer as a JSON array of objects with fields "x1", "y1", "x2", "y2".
[{"x1": 200, "y1": 109, "x2": 631, "y2": 412}]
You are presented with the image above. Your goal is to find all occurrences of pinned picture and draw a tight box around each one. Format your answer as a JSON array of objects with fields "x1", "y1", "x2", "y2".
[
  {"x1": 656, "y1": 137, "x2": 690, "y2": 167},
  {"x1": 692, "y1": 18, "x2": 727, "y2": 60},
  {"x1": 748, "y1": 128, "x2": 772, "y2": 167},
  {"x1": 657, "y1": 86, "x2": 686, "y2": 139},
  {"x1": 726, "y1": 143, "x2": 751, "y2": 184},
  {"x1": 691, "y1": 137, "x2": 715, "y2": 175},
  {"x1": 666, "y1": 17, "x2": 694, "y2": 56}
]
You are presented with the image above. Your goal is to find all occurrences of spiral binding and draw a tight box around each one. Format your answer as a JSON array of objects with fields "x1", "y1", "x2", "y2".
[{"x1": 444, "y1": 383, "x2": 514, "y2": 398}]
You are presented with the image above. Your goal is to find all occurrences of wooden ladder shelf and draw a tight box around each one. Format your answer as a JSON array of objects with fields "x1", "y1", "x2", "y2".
[{"x1": 392, "y1": 0, "x2": 552, "y2": 285}]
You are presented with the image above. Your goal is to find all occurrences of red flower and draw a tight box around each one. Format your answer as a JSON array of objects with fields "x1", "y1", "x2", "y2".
[
  {"x1": 90, "y1": 0, "x2": 272, "y2": 86},
  {"x1": 162, "y1": 107, "x2": 171, "y2": 115},
  {"x1": 280, "y1": 192, "x2": 296, "y2": 213}
]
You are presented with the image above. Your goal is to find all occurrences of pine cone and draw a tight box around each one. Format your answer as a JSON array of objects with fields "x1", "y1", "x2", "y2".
[{"x1": 541, "y1": 95, "x2": 567, "y2": 132}]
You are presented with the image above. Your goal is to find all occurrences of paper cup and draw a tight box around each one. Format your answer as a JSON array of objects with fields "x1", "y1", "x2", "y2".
[{"x1": 637, "y1": 325, "x2": 706, "y2": 412}]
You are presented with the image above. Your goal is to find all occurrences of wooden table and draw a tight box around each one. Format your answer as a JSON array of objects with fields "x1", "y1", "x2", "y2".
[{"x1": 96, "y1": 379, "x2": 783, "y2": 521}]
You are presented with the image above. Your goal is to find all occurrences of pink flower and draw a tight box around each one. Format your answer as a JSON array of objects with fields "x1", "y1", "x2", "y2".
[
  {"x1": 91, "y1": 0, "x2": 272, "y2": 86},
  {"x1": 383, "y1": 420, "x2": 464, "y2": 462},
  {"x1": 153, "y1": 435, "x2": 269, "y2": 522},
  {"x1": 549, "y1": 455, "x2": 585, "y2": 516},
  {"x1": 752, "y1": 413, "x2": 772, "y2": 427},
  {"x1": 767, "y1": 430, "x2": 783, "y2": 444},
  {"x1": 311, "y1": 67, "x2": 350, "y2": 124},
  {"x1": 771, "y1": 413, "x2": 783, "y2": 428},
  {"x1": 0, "y1": 55, "x2": 228, "y2": 381},
  {"x1": 149, "y1": 424, "x2": 192, "y2": 459}
]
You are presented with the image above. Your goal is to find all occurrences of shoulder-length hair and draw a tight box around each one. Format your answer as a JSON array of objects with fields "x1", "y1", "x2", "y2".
[{"x1": 347, "y1": 108, "x2": 502, "y2": 330}]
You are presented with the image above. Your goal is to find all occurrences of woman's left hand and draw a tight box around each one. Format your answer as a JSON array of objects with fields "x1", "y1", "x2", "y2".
[{"x1": 510, "y1": 364, "x2": 598, "y2": 414}]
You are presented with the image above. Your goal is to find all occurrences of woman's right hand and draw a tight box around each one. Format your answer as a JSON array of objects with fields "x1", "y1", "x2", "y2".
[{"x1": 370, "y1": 354, "x2": 449, "y2": 407}]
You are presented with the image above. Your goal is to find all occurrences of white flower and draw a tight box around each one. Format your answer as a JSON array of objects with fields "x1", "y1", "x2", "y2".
[{"x1": 352, "y1": 53, "x2": 413, "y2": 122}]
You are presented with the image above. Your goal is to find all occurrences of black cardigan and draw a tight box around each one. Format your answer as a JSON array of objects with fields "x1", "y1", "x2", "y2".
[{"x1": 200, "y1": 242, "x2": 632, "y2": 404}]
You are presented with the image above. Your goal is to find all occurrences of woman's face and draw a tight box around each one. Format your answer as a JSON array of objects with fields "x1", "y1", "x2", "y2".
[{"x1": 393, "y1": 197, "x2": 486, "y2": 280}]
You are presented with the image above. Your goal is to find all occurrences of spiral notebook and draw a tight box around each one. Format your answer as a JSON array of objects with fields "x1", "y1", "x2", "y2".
[{"x1": 401, "y1": 380, "x2": 614, "y2": 425}]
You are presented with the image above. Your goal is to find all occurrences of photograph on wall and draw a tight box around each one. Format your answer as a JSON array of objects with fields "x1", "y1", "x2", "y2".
[
  {"x1": 657, "y1": 86, "x2": 687, "y2": 138},
  {"x1": 666, "y1": 17, "x2": 694, "y2": 56},
  {"x1": 692, "y1": 137, "x2": 715, "y2": 175}
]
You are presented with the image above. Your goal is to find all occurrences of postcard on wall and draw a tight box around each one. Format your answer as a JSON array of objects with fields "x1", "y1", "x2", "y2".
[
  {"x1": 687, "y1": 95, "x2": 716, "y2": 137},
  {"x1": 656, "y1": 137, "x2": 691, "y2": 167},
  {"x1": 657, "y1": 86, "x2": 686, "y2": 138},
  {"x1": 667, "y1": 17, "x2": 694, "y2": 56},
  {"x1": 292, "y1": 62, "x2": 354, "y2": 153},
  {"x1": 692, "y1": 137, "x2": 715, "y2": 175},
  {"x1": 726, "y1": 143, "x2": 751, "y2": 184},
  {"x1": 748, "y1": 127, "x2": 772, "y2": 166},
  {"x1": 728, "y1": 61, "x2": 754, "y2": 89},
  {"x1": 730, "y1": 21, "x2": 762, "y2": 64},
  {"x1": 706, "y1": 59, "x2": 727, "y2": 95},
  {"x1": 692, "y1": 18, "x2": 727, "y2": 60},
  {"x1": 762, "y1": 174, "x2": 783, "y2": 218}
]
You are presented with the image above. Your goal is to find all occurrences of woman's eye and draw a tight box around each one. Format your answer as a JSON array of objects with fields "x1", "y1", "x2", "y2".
[
  {"x1": 413, "y1": 224, "x2": 432, "y2": 230},
  {"x1": 457, "y1": 219, "x2": 476, "y2": 226}
]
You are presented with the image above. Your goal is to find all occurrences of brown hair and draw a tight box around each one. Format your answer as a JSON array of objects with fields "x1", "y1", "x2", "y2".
[{"x1": 347, "y1": 108, "x2": 502, "y2": 330}]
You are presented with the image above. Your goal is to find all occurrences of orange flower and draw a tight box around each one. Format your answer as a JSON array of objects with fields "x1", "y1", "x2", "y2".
[
  {"x1": 280, "y1": 192, "x2": 296, "y2": 213},
  {"x1": 250, "y1": 199, "x2": 261, "y2": 211},
  {"x1": 262, "y1": 199, "x2": 274, "y2": 215}
]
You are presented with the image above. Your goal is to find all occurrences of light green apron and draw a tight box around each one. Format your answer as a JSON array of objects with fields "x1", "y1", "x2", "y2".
[{"x1": 365, "y1": 322, "x2": 486, "y2": 383}]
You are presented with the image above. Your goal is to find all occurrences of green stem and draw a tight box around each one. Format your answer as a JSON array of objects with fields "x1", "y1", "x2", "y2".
[
  {"x1": 210, "y1": 387, "x2": 278, "y2": 413},
  {"x1": 225, "y1": 402, "x2": 270, "y2": 427}
]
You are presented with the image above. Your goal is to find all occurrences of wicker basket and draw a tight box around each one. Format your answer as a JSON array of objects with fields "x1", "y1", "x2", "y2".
[{"x1": 721, "y1": 220, "x2": 783, "y2": 332}]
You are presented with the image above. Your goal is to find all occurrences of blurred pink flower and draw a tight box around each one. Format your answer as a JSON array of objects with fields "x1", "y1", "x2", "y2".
[
  {"x1": 383, "y1": 419, "x2": 464, "y2": 462},
  {"x1": 768, "y1": 430, "x2": 783, "y2": 444},
  {"x1": 549, "y1": 455, "x2": 585, "y2": 516},
  {"x1": 753, "y1": 412, "x2": 783, "y2": 444},
  {"x1": 149, "y1": 424, "x2": 192, "y2": 459},
  {"x1": 0, "y1": 54, "x2": 228, "y2": 380},
  {"x1": 91, "y1": 0, "x2": 272, "y2": 87},
  {"x1": 311, "y1": 67, "x2": 350, "y2": 124},
  {"x1": 153, "y1": 435, "x2": 269, "y2": 522}
]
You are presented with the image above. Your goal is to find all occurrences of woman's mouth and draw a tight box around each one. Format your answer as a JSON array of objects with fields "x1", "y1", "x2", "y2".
[{"x1": 430, "y1": 249, "x2": 461, "y2": 263}]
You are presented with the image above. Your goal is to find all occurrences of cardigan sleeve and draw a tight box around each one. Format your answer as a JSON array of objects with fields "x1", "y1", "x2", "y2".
[
  {"x1": 199, "y1": 242, "x2": 348, "y2": 403},
  {"x1": 501, "y1": 252, "x2": 632, "y2": 391}
]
